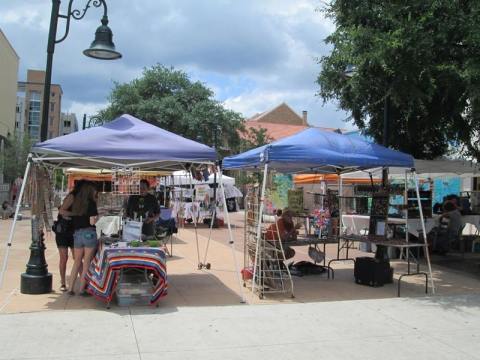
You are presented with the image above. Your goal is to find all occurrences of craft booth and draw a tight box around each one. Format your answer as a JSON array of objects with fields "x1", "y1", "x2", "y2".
[
  {"x1": 0, "y1": 114, "x2": 245, "y2": 306},
  {"x1": 223, "y1": 127, "x2": 435, "y2": 299}
]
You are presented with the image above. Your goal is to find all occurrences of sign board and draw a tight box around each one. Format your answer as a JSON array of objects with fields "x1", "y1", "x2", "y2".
[
  {"x1": 195, "y1": 184, "x2": 210, "y2": 201},
  {"x1": 368, "y1": 191, "x2": 389, "y2": 236},
  {"x1": 288, "y1": 189, "x2": 304, "y2": 214}
]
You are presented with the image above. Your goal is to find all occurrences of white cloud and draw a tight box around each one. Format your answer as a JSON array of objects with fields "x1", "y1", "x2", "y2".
[
  {"x1": 0, "y1": 0, "x2": 352, "y2": 132},
  {"x1": 66, "y1": 100, "x2": 108, "y2": 128},
  {"x1": 0, "y1": 4, "x2": 50, "y2": 30}
]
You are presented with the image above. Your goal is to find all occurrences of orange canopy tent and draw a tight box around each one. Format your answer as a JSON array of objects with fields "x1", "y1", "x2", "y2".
[{"x1": 294, "y1": 174, "x2": 381, "y2": 185}]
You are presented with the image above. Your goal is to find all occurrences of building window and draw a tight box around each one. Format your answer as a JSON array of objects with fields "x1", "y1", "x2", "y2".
[
  {"x1": 16, "y1": 105, "x2": 20, "y2": 113},
  {"x1": 51, "y1": 92, "x2": 55, "y2": 97},
  {"x1": 30, "y1": 91, "x2": 41, "y2": 101},
  {"x1": 48, "y1": 131, "x2": 53, "y2": 139},
  {"x1": 29, "y1": 126, "x2": 40, "y2": 141},
  {"x1": 28, "y1": 91, "x2": 41, "y2": 141},
  {"x1": 49, "y1": 116, "x2": 54, "y2": 126},
  {"x1": 50, "y1": 102, "x2": 54, "y2": 112},
  {"x1": 64, "y1": 120, "x2": 71, "y2": 128}
]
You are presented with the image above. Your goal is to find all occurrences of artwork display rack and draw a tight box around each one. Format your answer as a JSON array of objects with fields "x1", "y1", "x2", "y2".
[
  {"x1": 111, "y1": 167, "x2": 141, "y2": 195},
  {"x1": 243, "y1": 187, "x2": 294, "y2": 299}
]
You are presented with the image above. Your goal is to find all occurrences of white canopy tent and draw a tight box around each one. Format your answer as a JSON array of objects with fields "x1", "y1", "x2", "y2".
[
  {"x1": 168, "y1": 170, "x2": 236, "y2": 186},
  {"x1": 340, "y1": 159, "x2": 480, "y2": 180}
]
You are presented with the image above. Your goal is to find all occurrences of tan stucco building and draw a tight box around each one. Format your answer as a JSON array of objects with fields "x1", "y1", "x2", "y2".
[
  {"x1": 17, "y1": 70, "x2": 63, "y2": 141},
  {"x1": 0, "y1": 29, "x2": 19, "y2": 139}
]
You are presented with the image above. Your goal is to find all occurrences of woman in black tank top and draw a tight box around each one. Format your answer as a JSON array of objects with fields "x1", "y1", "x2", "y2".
[{"x1": 59, "y1": 181, "x2": 98, "y2": 295}]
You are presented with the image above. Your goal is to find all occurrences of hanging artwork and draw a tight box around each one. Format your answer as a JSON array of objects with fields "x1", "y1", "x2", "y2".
[
  {"x1": 111, "y1": 167, "x2": 140, "y2": 195},
  {"x1": 287, "y1": 189, "x2": 304, "y2": 215},
  {"x1": 268, "y1": 174, "x2": 293, "y2": 211},
  {"x1": 25, "y1": 164, "x2": 54, "y2": 231}
]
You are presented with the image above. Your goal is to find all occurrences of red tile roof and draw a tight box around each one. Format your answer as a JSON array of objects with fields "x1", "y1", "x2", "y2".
[{"x1": 244, "y1": 121, "x2": 308, "y2": 141}]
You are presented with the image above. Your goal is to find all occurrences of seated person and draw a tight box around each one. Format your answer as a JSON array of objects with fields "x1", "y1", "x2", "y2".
[
  {"x1": 444, "y1": 194, "x2": 461, "y2": 211},
  {"x1": 1, "y1": 201, "x2": 14, "y2": 219},
  {"x1": 433, "y1": 201, "x2": 464, "y2": 254},
  {"x1": 126, "y1": 180, "x2": 160, "y2": 237},
  {"x1": 265, "y1": 208, "x2": 298, "y2": 242}
]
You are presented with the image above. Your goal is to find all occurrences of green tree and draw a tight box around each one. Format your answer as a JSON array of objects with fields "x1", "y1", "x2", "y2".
[
  {"x1": 235, "y1": 126, "x2": 273, "y2": 186},
  {"x1": 240, "y1": 126, "x2": 272, "y2": 151},
  {"x1": 1, "y1": 134, "x2": 32, "y2": 183},
  {"x1": 317, "y1": 1, "x2": 480, "y2": 160},
  {"x1": 97, "y1": 64, "x2": 245, "y2": 156}
]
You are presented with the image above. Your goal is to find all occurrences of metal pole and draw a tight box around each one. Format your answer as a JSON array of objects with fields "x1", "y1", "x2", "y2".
[
  {"x1": 82, "y1": 113, "x2": 87, "y2": 130},
  {"x1": 40, "y1": 0, "x2": 61, "y2": 142},
  {"x1": 212, "y1": 124, "x2": 219, "y2": 228},
  {"x1": 414, "y1": 171, "x2": 435, "y2": 294},
  {"x1": 219, "y1": 170, "x2": 246, "y2": 303},
  {"x1": 383, "y1": 95, "x2": 389, "y2": 147},
  {"x1": 189, "y1": 171, "x2": 201, "y2": 268},
  {"x1": 252, "y1": 163, "x2": 268, "y2": 296}
]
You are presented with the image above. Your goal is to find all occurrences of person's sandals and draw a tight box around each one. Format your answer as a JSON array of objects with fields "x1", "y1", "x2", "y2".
[
  {"x1": 60, "y1": 284, "x2": 67, "y2": 292},
  {"x1": 68, "y1": 290, "x2": 75, "y2": 296}
]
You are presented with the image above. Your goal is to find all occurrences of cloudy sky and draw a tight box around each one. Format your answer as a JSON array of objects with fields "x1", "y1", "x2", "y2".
[{"x1": 0, "y1": 0, "x2": 352, "y2": 129}]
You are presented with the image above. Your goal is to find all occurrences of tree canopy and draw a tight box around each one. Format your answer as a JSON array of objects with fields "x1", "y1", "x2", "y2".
[
  {"x1": 96, "y1": 65, "x2": 245, "y2": 156},
  {"x1": 317, "y1": 1, "x2": 480, "y2": 160},
  {"x1": 1, "y1": 134, "x2": 32, "y2": 183}
]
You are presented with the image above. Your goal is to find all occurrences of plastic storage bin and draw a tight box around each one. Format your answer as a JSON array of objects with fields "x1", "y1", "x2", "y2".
[{"x1": 116, "y1": 272, "x2": 152, "y2": 306}]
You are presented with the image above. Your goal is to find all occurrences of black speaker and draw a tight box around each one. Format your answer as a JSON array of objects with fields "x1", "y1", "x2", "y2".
[{"x1": 354, "y1": 257, "x2": 393, "y2": 287}]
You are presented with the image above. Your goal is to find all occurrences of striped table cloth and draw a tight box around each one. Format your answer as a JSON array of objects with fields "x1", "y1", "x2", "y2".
[{"x1": 86, "y1": 245, "x2": 167, "y2": 305}]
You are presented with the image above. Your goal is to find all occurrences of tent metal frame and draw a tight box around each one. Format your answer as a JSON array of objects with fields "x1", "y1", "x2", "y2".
[
  {"x1": 0, "y1": 152, "x2": 246, "y2": 303},
  {"x1": 238, "y1": 160, "x2": 435, "y2": 298}
]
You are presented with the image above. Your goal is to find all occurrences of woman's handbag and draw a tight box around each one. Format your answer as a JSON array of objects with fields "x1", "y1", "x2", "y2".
[{"x1": 52, "y1": 217, "x2": 73, "y2": 235}]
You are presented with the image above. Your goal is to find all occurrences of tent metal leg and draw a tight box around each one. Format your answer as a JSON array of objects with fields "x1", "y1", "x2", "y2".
[
  {"x1": 0, "y1": 155, "x2": 32, "y2": 288},
  {"x1": 188, "y1": 172, "x2": 202, "y2": 268},
  {"x1": 201, "y1": 201, "x2": 216, "y2": 269},
  {"x1": 219, "y1": 170, "x2": 245, "y2": 303},
  {"x1": 252, "y1": 163, "x2": 268, "y2": 296}
]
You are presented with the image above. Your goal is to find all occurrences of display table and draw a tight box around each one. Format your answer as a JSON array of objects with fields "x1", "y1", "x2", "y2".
[
  {"x1": 292, "y1": 234, "x2": 337, "y2": 278},
  {"x1": 341, "y1": 234, "x2": 428, "y2": 296},
  {"x1": 86, "y1": 244, "x2": 167, "y2": 307},
  {"x1": 343, "y1": 214, "x2": 480, "y2": 238},
  {"x1": 342, "y1": 214, "x2": 408, "y2": 234}
]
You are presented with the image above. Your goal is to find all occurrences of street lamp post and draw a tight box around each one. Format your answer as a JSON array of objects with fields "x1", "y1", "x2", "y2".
[
  {"x1": 344, "y1": 64, "x2": 391, "y2": 260},
  {"x1": 40, "y1": 0, "x2": 121, "y2": 142},
  {"x1": 20, "y1": 0, "x2": 121, "y2": 294},
  {"x1": 211, "y1": 122, "x2": 221, "y2": 228},
  {"x1": 344, "y1": 65, "x2": 389, "y2": 184}
]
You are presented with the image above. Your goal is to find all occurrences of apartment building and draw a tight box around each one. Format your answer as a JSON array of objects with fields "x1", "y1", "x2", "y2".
[
  {"x1": 0, "y1": 29, "x2": 19, "y2": 139},
  {"x1": 60, "y1": 112, "x2": 78, "y2": 136},
  {"x1": 17, "y1": 70, "x2": 63, "y2": 141}
]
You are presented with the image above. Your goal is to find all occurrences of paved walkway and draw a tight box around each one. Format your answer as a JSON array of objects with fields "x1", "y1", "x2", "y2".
[{"x1": 1, "y1": 294, "x2": 480, "y2": 360}]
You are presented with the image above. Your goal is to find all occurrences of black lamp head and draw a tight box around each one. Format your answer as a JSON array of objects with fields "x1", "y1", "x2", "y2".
[{"x1": 83, "y1": 15, "x2": 122, "y2": 60}]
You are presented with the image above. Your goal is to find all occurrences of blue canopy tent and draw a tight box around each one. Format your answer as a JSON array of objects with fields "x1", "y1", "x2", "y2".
[
  {"x1": 223, "y1": 127, "x2": 434, "y2": 296},
  {"x1": 223, "y1": 127, "x2": 414, "y2": 173},
  {"x1": 1, "y1": 114, "x2": 245, "y2": 301},
  {"x1": 31, "y1": 114, "x2": 217, "y2": 170}
]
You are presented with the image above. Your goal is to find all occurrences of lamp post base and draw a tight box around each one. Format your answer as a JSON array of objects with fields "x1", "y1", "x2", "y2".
[
  {"x1": 20, "y1": 273, "x2": 52, "y2": 294},
  {"x1": 20, "y1": 225, "x2": 52, "y2": 295}
]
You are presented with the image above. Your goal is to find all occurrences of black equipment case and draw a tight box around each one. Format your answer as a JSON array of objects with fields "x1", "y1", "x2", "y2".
[{"x1": 354, "y1": 257, "x2": 393, "y2": 287}]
